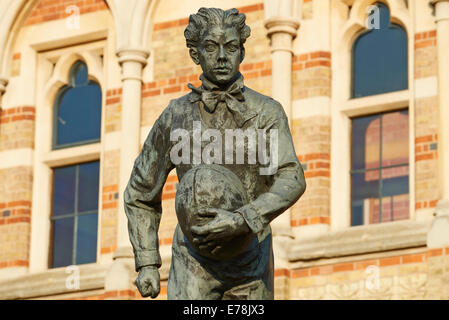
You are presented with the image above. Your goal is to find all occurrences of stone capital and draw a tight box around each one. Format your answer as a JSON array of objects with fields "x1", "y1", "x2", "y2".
[
  {"x1": 264, "y1": 17, "x2": 300, "y2": 53},
  {"x1": 430, "y1": 0, "x2": 449, "y2": 21},
  {"x1": 116, "y1": 47, "x2": 150, "y2": 81},
  {"x1": 264, "y1": 16, "x2": 300, "y2": 38},
  {"x1": 430, "y1": 0, "x2": 449, "y2": 6},
  {"x1": 116, "y1": 47, "x2": 150, "y2": 65}
]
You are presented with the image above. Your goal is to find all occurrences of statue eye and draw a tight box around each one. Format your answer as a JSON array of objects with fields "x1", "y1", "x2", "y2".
[
  {"x1": 205, "y1": 43, "x2": 217, "y2": 52},
  {"x1": 227, "y1": 44, "x2": 238, "y2": 52}
]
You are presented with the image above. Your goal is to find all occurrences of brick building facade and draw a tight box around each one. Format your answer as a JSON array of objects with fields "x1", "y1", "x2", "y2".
[{"x1": 0, "y1": 0, "x2": 448, "y2": 300}]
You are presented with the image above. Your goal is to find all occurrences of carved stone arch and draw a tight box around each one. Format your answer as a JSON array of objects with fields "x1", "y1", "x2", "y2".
[
  {"x1": 43, "y1": 51, "x2": 105, "y2": 108},
  {"x1": 142, "y1": 0, "x2": 162, "y2": 51},
  {"x1": 0, "y1": 0, "x2": 114, "y2": 79}
]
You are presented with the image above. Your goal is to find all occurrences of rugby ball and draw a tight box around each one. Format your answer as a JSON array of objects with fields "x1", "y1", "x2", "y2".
[{"x1": 175, "y1": 164, "x2": 255, "y2": 260}]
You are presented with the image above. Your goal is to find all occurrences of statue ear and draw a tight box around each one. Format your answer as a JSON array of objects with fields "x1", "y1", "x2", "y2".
[
  {"x1": 189, "y1": 48, "x2": 200, "y2": 65},
  {"x1": 240, "y1": 46, "x2": 245, "y2": 63}
]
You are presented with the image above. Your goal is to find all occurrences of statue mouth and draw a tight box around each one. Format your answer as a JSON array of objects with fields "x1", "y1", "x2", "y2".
[{"x1": 214, "y1": 67, "x2": 230, "y2": 74}]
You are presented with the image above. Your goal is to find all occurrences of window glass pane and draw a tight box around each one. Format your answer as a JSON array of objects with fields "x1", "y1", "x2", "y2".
[
  {"x1": 351, "y1": 171, "x2": 380, "y2": 226},
  {"x1": 51, "y1": 217, "x2": 74, "y2": 268},
  {"x1": 56, "y1": 84, "x2": 102, "y2": 146},
  {"x1": 352, "y1": 3, "x2": 408, "y2": 98},
  {"x1": 78, "y1": 161, "x2": 100, "y2": 213},
  {"x1": 51, "y1": 161, "x2": 99, "y2": 267},
  {"x1": 53, "y1": 166, "x2": 76, "y2": 216},
  {"x1": 54, "y1": 60, "x2": 102, "y2": 148},
  {"x1": 351, "y1": 110, "x2": 409, "y2": 225},
  {"x1": 75, "y1": 213, "x2": 98, "y2": 265},
  {"x1": 381, "y1": 110, "x2": 409, "y2": 167},
  {"x1": 352, "y1": 114, "x2": 380, "y2": 171},
  {"x1": 72, "y1": 62, "x2": 88, "y2": 86}
]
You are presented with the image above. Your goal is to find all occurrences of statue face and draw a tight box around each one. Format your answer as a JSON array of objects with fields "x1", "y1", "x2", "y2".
[{"x1": 197, "y1": 25, "x2": 242, "y2": 86}]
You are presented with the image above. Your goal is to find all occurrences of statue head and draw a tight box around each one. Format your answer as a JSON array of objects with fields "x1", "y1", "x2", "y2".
[{"x1": 184, "y1": 8, "x2": 251, "y2": 87}]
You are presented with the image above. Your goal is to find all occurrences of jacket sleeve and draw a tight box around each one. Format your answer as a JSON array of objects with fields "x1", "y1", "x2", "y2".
[
  {"x1": 236, "y1": 99, "x2": 306, "y2": 234},
  {"x1": 124, "y1": 105, "x2": 174, "y2": 272}
]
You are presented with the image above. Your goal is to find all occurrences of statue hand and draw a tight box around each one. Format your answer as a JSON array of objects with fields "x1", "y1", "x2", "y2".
[
  {"x1": 135, "y1": 266, "x2": 160, "y2": 298},
  {"x1": 191, "y1": 208, "x2": 250, "y2": 253}
]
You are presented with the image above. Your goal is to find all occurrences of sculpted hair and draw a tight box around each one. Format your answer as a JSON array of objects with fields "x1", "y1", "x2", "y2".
[{"x1": 184, "y1": 8, "x2": 251, "y2": 49}]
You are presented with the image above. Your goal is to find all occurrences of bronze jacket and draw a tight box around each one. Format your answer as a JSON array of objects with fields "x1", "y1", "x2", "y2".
[{"x1": 124, "y1": 79, "x2": 306, "y2": 271}]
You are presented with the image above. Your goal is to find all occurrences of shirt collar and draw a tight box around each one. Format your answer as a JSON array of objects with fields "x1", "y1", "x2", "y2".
[{"x1": 188, "y1": 73, "x2": 257, "y2": 127}]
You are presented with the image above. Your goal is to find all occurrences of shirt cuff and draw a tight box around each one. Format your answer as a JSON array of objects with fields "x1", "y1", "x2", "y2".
[
  {"x1": 236, "y1": 204, "x2": 264, "y2": 234},
  {"x1": 134, "y1": 249, "x2": 162, "y2": 271}
]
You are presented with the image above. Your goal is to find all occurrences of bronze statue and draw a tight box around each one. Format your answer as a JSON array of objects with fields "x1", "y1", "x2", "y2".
[{"x1": 124, "y1": 7, "x2": 306, "y2": 300}]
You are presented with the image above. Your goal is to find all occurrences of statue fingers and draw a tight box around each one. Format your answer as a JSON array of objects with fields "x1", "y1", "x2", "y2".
[
  {"x1": 191, "y1": 223, "x2": 215, "y2": 236},
  {"x1": 149, "y1": 280, "x2": 160, "y2": 299},
  {"x1": 197, "y1": 208, "x2": 219, "y2": 218},
  {"x1": 198, "y1": 240, "x2": 217, "y2": 251}
]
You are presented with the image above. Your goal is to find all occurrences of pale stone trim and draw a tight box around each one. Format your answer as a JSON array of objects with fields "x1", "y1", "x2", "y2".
[
  {"x1": 292, "y1": 224, "x2": 330, "y2": 240},
  {"x1": 0, "y1": 149, "x2": 33, "y2": 169},
  {"x1": 42, "y1": 143, "x2": 101, "y2": 168},
  {"x1": 414, "y1": 77, "x2": 438, "y2": 99},
  {"x1": 431, "y1": 0, "x2": 449, "y2": 206},
  {"x1": 341, "y1": 89, "x2": 409, "y2": 117},
  {"x1": 104, "y1": 131, "x2": 121, "y2": 151},
  {"x1": 140, "y1": 125, "x2": 152, "y2": 144},
  {"x1": 30, "y1": 31, "x2": 107, "y2": 54},
  {"x1": 288, "y1": 219, "x2": 431, "y2": 262},
  {"x1": 0, "y1": 263, "x2": 108, "y2": 300},
  {"x1": 37, "y1": 289, "x2": 105, "y2": 300},
  {"x1": 292, "y1": 97, "x2": 331, "y2": 119}
]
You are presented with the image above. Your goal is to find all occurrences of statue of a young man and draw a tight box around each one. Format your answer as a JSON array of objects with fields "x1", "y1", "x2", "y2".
[{"x1": 124, "y1": 7, "x2": 306, "y2": 300}]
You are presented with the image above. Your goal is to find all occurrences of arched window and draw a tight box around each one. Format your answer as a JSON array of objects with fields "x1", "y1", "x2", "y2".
[
  {"x1": 53, "y1": 60, "x2": 102, "y2": 149},
  {"x1": 50, "y1": 60, "x2": 101, "y2": 268},
  {"x1": 351, "y1": 2, "x2": 408, "y2": 98}
]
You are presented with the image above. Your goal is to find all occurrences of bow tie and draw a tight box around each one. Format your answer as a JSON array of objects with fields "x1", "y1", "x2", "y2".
[{"x1": 188, "y1": 74, "x2": 255, "y2": 127}]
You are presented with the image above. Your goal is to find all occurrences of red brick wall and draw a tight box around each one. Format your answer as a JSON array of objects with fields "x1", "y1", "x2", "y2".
[
  {"x1": 0, "y1": 105, "x2": 35, "y2": 269},
  {"x1": 100, "y1": 150, "x2": 120, "y2": 255},
  {"x1": 414, "y1": 30, "x2": 439, "y2": 211},
  {"x1": 290, "y1": 51, "x2": 332, "y2": 227},
  {"x1": 105, "y1": 89, "x2": 122, "y2": 133},
  {"x1": 25, "y1": 0, "x2": 108, "y2": 26},
  {"x1": 292, "y1": 51, "x2": 332, "y2": 100},
  {"x1": 0, "y1": 106, "x2": 35, "y2": 151},
  {"x1": 0, "y1": 167, "x2": 33, "y2": 269}
]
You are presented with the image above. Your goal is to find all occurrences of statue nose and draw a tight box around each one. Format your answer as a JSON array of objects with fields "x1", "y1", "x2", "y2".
[{"x1": 218, "y1": 46, "x2": 226, "y2": 61}]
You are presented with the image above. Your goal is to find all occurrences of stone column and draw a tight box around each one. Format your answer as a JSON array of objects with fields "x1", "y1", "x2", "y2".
[
  {"x1": 265, "y1": 17, "x2": 300, "y2": 238},
  {"x1": 428, "y1": 0, "x2": 449, "y2": 248},
  {"x1": 105, "y1": 48, "x2": 149, "y2": 299},
  {"x1": 116, "y1": 48, "x2": 150, "y2": 250}
]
